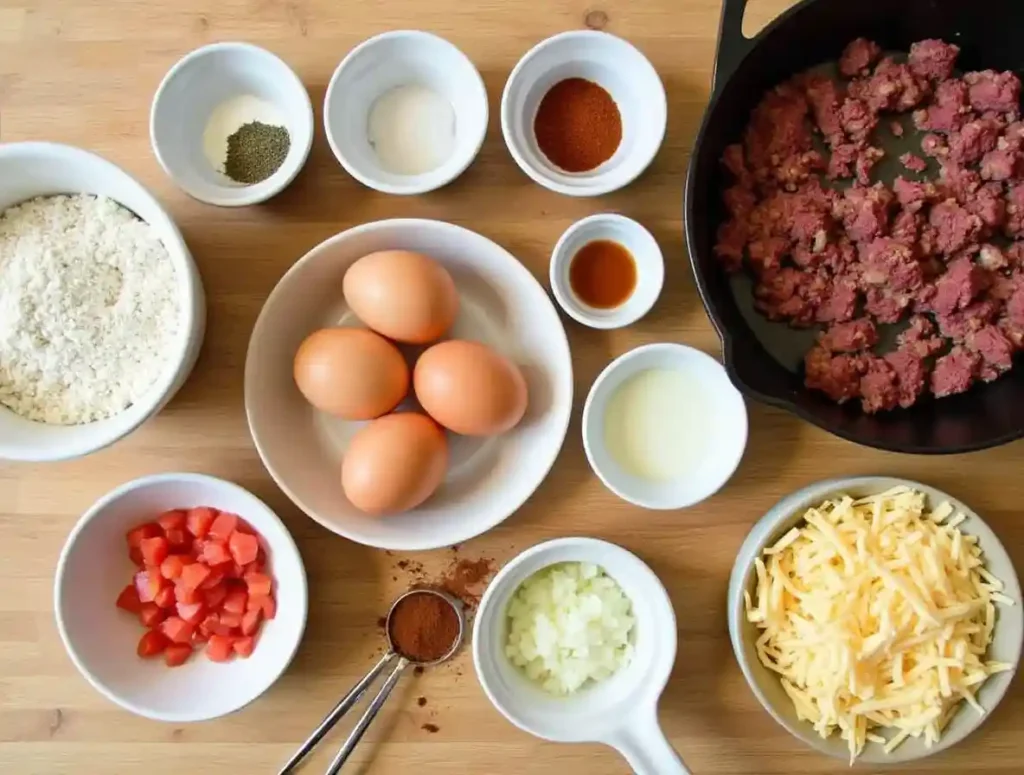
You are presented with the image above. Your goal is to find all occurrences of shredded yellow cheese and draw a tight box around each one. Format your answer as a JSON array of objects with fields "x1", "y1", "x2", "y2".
[{"x1": 745, "y1": 486, "x2": 1015, "y2": 763}]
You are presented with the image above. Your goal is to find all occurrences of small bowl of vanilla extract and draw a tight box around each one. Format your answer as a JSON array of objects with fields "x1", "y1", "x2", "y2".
[{"x1": 549, "y1": 213, "x2": 664, "y2": 329}]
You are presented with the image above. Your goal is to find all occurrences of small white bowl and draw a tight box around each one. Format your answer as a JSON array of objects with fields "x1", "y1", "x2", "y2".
[
  {"x1": 324, "y1": 31, "x2": 488, "y2": 195},
  {"x1": 54, "y1": 473, "x2": 308, "y2": 723},
  {"x1": 0, "y1": 142, "x2": 206, "y2": 463},
  {"x1": 150, "y1": 42, "x2": 314, "y2": 207},
  {"x1": 582, "y1": 343, "x2": 748, "y2": 510},
  {"x1": 550, "y1": 214, "x2": 664, "y2": 329},
  {"x1": 473, "y1": 537, "x2": 690, "y2": 774},
  {"x1": 501, "y1": 31, "x2": 667, "y2": 197}
]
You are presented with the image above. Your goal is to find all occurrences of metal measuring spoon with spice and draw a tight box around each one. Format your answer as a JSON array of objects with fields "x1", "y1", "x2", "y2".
[
  {"x1": 278, "y1": 589, "x2": 463, "y2": 775},
  {"x1": 534, "y1": 77, "x2": 622, "y2": 172}
]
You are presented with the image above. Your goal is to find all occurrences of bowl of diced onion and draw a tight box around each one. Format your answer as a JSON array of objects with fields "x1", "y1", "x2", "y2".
[
  {"x1": 472, "y1": 537, "x2": 685, "y2": 771},
  {"x1": 728, "y1": 476, "x2": 1023, "y2": 764}
]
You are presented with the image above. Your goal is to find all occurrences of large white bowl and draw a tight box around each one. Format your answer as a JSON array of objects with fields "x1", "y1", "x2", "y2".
[
  {"x1": 0, "y1": 142, "x2": 206, "y2": 462},
  {"x1": 54, "y1": 473, "x2": 308, "y2": 723},
  {"x1": 244, "y1": 219, "x2": 573, "y2": 551},
  {"x1": 472, "y1": 538, "x2": 690, "y2": 774},
  {"x1": 728, "y1": 477, "x2": 1023, "y2": 764}
]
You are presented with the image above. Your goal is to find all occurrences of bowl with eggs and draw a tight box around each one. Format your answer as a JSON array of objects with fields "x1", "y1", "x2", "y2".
[
  {"x1": 728, "y1": 476, "x2": 1023, "y2": 764},
  {"x1": 244, "y1": 219, "x2": 573, "y2": 551}
]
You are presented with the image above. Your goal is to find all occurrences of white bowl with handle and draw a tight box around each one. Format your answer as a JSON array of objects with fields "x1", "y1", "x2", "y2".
[
  {"x1": 0, "y1": 142, "x2": 206, "y2": 462},
  {"x1": 472, "y1": 537, "x2": 690, "y2": 774},
  {"x1": 54, "y1": 472, "x2": 308, "y2": 722}
]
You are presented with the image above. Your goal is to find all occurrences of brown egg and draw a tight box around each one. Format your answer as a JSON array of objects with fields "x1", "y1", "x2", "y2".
[
  {"x1": 343, "y1": 250, "x2": 459, "y2": 344},
  {"x1": 293, "y1": 327, "x2": 409, "y2": 420},
  {"x1": 341, "y1": 412, "x2": 449, "y2": 515},
  {"x1": 414, "y1": 340, "x2": 528, "y2": 436}
]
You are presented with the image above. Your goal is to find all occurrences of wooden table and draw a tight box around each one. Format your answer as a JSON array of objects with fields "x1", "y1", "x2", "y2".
[{"x1": 1, "y1": 0, "x2": 1022, "y2": 773}]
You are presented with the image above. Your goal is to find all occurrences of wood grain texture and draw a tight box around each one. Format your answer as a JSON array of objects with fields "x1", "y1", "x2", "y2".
[{"x1": 1, "y1": 0, "x2": 1022, "y2": 773}]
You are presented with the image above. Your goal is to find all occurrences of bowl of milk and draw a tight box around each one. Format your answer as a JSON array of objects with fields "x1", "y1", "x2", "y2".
[{"x1": 581, "y1": 343, "x2": 748, "y2": 510}]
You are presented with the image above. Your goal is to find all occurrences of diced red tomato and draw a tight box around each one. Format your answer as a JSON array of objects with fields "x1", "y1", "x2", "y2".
[
  {"x1": 140, "y1": 536, "x2": 170, "y2": 567},
  {"x1": 126, "y1": 522, "x2": 161, "y2": 549},
  {"x1": 177, "y1": 601, "x2": 205, "y2": 625},
  {"x1": 160, "y1": 616, "x2": 194, "y2": 645},
  {"x1": 245, "y1": 572, "x2": 272, "y2": 598},
  {"x1": 233, "y1": 636, "x2": 255, "y2": 658},
  {"x1": 209, "y1": 512, "x2": 239, "y2": 542},
  {"x1": 246, "y1": 594, "x2": 276, "y2": 620},
  {"x1": 261, "y1": 596, "x2": 277, "y2": 620},
  {"x1": 185, "y1": 507, "x2": 217, "y2": 539},
  {"x1": 174, "y1": 582, "x2": 202, "y2": 605},
  {"x1": 201, "y1": 541, "x2": 232, "y2": 566},
  {"x1": 137, "y1": 629, "x2": 168, "y2": 658},
  {"x1": 164, "y1": 643, "x2": 193, "y2": 667},
  {"x1": 154, "y1": 585, "x2": 176, "y2": 610},
  {"x1": 206, "y1": 634, "x2": 234, "y2": 662},
  {"x1": 200, "y1": 614, "x2": 233, "y2": 637},
  {"x1": 241, "y1": 608, "x2": 262, "y2": 636},
  {"x1": 134, "y1": 569, "x2": 166, "y2": 604},
  {"x1": 192, "y1": 629, "x2": 209, "y2": 645},
  {"x1": 234, "y1": 519, "x2": 254, "y2": 534},
  {"x1": 222, "y1": 589, "x2": 248, "y2": 615},
  {"x1": 245, "y1": 559, "x2": 265, "y2": 576},
  {"x1": 160, "y1": 555, "x2": 187, "y2": 580},
  {"x1": 116, "y1": 584, "x2": 143, "y2": 613},
  {"x1": 180, "y1": 562, "x2": 212, "y2": 590},
  {"x1": 219, "y1": 611, "x2": 242, "y2": 629},
  {"x1": 139, "y1": 602, "x2": 167, "y2": 628},
  {"x1": 228, "y1": 531, "x2": 259, "y2": 566},
  {"x1": 129, "y1": 546, "x2": 146, "y2": 568},
  {"x1": 199, "y1": 567, "x2": 226, "y2": 590},
  {"x1": 157, "y1": 509, "x2": 187, "y2": 532},
  {"x1": 203, "y1": 584, "x2": 228, "y2": 610},
  {"x1": 164, "y1": 528, "x2": 190, "y2": 550}
]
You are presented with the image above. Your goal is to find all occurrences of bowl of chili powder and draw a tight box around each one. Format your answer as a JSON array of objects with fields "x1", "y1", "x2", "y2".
[{"x1": 501, "y1": 31, "x2": 666, "y2": 197}]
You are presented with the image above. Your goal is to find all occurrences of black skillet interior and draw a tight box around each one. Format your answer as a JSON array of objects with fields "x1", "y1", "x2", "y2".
[{"x1": 685, "y1": 0, "x2": 1024, "y2": 454}]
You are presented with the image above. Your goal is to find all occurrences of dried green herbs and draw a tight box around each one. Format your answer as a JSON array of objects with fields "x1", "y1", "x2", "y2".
[{"x1": 223, "y1": 121, "x2": 290, "y2": 185}]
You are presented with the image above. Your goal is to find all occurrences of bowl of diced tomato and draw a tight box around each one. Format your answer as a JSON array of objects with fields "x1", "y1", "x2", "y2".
[{"x1": 54, "y1": 472, "x2": 308, "y2": 722}]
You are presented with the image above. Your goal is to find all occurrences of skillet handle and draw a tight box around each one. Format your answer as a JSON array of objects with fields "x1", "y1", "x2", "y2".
[{"x1": 712, "y1": 0, "x2": 753, "y2": 98}]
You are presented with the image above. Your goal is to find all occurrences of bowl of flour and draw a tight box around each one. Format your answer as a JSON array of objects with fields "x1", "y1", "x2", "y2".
[{"x1": 0, "y1": 142, "x2": 205, "y2": 461}]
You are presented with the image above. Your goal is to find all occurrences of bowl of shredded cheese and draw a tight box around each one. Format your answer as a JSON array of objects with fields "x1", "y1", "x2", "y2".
[{"x1": 728, "y1": 477, "x2": 1022, "y2": 764}]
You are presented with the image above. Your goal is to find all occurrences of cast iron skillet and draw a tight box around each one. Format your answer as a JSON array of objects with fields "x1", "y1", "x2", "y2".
[{"x1": 685, "y1": 0, "x2": 1024, "y2": 454}]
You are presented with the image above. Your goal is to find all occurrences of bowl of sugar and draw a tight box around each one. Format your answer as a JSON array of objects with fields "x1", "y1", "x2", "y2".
[
  {"x1": 324, "y1": 30, "x2": 489, "y2": 195},
  {"x1": 582, "y1": 343, "x2": 748, "y2": 510}
]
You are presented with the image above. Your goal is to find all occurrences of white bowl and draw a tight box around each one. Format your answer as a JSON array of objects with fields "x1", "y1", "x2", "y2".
[
  {"x1": 728, "y1": 477, "x2": 1023, "y2": 764},
  {"x1": 244, "y1": 219, "x2": 573, "y2": 551},
  {"x1": 473, "y1": 537, "x2": 690, "y2": 774},
  {"x1": 150, "y1": 42, "x2": 314, "y2": 207},
  {"x1": 582, "y1": 343, "x2": 748, "y2": 510},
  {"x1": 550, "y1": 214, "x2": 664, "y2": 329},
  {"x1": 0, "y1": 142, "x2": 206, "y2": 463},
  {"x1": 324, "y1": 31, "x2": 488, "y2": 195},
  {"x1": 501, "y1": 31, "x2": 667, "y2": 197},
  {"x1": 54, "y1": 473, "x2": 308, "y2": 723}
]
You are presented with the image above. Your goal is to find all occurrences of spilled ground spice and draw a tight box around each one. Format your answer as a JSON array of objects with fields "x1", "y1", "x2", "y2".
[
  {"x1": 417, "y1": 696, "x2": 427, "y2": 707},
  {"x1": 441, "y1": 558, "x2": 494, "y2": 608},
  {"x1": 422, "y1": 723, "x2": 440, "y2": 734}
]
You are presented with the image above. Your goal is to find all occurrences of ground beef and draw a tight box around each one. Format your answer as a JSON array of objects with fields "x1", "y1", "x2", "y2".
[
  {"x1": 715, "y1": 36, "x2": 1023, "y2": 413},
  {"x1": 840, "y1": 38, "x2": 883, "y2": 78},
  {"x1": 900, "y1": 152, "x2": 928, "y2": 173},
  {"x1": 965, "y1": 70, "x2": 1022, "y2": 113},
  {"x1": 820, "y1": 318, "x2": 878, "y2": 352},
  {"x1": 804, "y1": 346, "x2": 865, "y2": 402},
  {"x1": 932, "y1": 347, "x2": 982, "y2": 396},
  {"x1": 909, "y1": 40, "x2": 960, "y2": 81}
]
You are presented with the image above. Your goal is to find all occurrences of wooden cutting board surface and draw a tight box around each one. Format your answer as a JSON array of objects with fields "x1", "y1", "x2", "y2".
[{"x1": 0, "y1": 0, "x2": 1022, "y2": 773}]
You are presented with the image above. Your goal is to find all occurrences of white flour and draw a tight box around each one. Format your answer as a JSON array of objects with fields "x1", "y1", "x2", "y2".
[
  {"x1": 0, "y1": 195, "x2": 181, "y2": 425},
  {"x1": 367, "y1": 84, "x2": 456, "y2": 175}
]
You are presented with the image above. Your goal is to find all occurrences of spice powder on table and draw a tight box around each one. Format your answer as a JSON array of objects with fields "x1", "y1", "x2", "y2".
[{"x1": 534, "y1": 77, "x2": 622, "y2": 172}]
